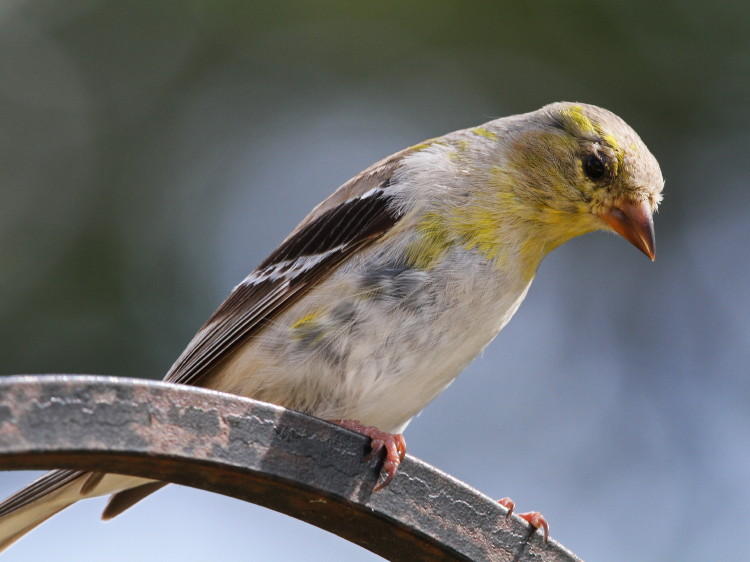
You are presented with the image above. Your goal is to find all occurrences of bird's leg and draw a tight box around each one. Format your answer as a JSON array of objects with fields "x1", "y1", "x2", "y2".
[
  {"x1": 330, "y1": 419, "x2": 406, "y2": 491},
  {"x1": 498, "y1": 497, "x2": 549, "y2": 542}
]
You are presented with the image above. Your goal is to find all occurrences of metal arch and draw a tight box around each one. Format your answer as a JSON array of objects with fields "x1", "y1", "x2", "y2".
[{"x1": 0, "y1": 375, "x2": 581, "y2": 562}]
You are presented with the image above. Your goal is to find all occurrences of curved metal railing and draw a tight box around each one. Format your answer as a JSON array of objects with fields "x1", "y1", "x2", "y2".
[{"x1": 0, "y1": 375, "x2": 581, "y2": 561}]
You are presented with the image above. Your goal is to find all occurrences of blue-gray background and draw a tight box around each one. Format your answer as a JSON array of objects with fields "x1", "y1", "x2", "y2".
[{"x1": 1, "y1": 2, "x2": 747, "y2": 560}]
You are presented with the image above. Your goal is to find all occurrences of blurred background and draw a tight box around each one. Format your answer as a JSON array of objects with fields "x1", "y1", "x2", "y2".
[{"x1": 0, "y1": 1, "x2": 748, "y2": 560}]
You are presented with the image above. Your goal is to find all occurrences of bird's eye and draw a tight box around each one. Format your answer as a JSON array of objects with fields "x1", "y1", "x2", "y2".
[{"x1": 583, "y1": 153, "x2": 607, "y2": 181}]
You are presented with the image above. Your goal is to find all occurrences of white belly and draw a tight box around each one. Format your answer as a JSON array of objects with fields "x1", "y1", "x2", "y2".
[{"x1": 208, "y1": 247, "x2": 534, "y2": 433}]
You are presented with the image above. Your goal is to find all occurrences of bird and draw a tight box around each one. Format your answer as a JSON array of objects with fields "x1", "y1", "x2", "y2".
[{"x1": 0, "y1": 102, "x2": 663, "y2": 549}]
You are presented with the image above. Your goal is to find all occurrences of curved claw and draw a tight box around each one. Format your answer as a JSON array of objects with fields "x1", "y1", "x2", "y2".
[
  {"x1": 497, "y1": 497, "x2": 515, "y2": 517},
  {"x1": 517, "y1": 511, "x2": 549, "y2": 542},
  {"x1": 331, "y1": 419, "x2": 406, "y2": 491},
  {"x1": 497, "y1": 497, "x2": 549, "y2": 542}
]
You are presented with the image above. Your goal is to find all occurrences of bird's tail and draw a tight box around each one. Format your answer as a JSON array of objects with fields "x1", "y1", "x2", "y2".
[{"x1": 0, "y1": 470, "x2": 157, "y2": 552}]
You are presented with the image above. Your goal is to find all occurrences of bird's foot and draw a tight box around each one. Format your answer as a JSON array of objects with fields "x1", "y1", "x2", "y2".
[
  {"x1": 331, "y1": 419, "x2": 406, "y2": 491},
  {"x1": 498, "y1": 497, "x2": 549, "y2": 542}
]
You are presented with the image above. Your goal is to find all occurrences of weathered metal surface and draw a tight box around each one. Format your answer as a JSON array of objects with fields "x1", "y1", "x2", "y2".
[{"x1": 0, "y1": 375, "x2": 581, "y2": 561}]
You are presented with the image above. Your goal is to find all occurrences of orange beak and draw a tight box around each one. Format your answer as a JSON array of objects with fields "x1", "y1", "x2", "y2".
[{"x1": 597, "y1": 200, "x2": 656, "y2": 261}]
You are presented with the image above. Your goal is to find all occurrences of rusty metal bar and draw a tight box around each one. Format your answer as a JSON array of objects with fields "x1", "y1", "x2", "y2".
[{"x1": 0, "y1": 375, "x2": 581, "y2": 561}]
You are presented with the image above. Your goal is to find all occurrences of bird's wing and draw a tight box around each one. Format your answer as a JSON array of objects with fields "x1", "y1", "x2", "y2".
[
  {"x1": 0, "y1": 144, "x2": 430, "y2": 539},
  {"x1": 164, "y1": 144, "x2": 423, "y2": 387}
]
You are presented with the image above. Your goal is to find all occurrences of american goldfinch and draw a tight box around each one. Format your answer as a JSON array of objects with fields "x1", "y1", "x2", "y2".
[{"x1": 0, "y1": 102, "x2": 663, "y2": 548}]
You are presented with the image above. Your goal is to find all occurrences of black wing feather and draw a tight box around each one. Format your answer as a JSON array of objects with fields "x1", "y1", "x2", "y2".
[
  {"x1": 165, "y1": 187, "x2": 402, "y2": 387},
  {"x1": 0, "y1": 470, "x2": 84, "y2": 518}
]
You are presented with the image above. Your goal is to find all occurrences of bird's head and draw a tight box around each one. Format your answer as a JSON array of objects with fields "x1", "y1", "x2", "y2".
[{"x1": 501, "y1": 102, "x2": 664, "y2": 260}]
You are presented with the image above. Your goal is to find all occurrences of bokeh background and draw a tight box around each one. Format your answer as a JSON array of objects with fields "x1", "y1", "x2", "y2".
[{"x1": 1, "y1": 1, "x2": 748, "y2": 560}]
